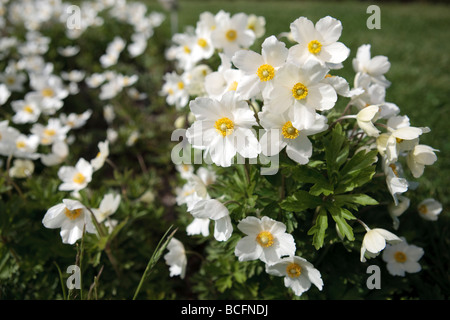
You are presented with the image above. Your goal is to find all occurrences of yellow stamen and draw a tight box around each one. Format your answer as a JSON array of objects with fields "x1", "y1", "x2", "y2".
[
  {"x1": 44, "y1": 129, "x2": 56, "y2": 137},
  {"x1": 396, "y1": 137, "x2": 404, "y2": 144},
  {"x1": 183, "y1": 45, "x2": 191, "y2": 54},
  {"x1": 226, "y1": 29, "x2": 237, "y2": 41},
  {"x1": 256, "y1": 64, "x2": 275, "y2": 82},
  {"x1": 73, "y1": 173, "x2": 86, "y2": 184},
  {"x1": 228, "y1": 81, "x2": 238, "y2": 91},
  {"x1": 418, "y1": 204, "x2": 428, "y2": 215},
  {"x1": 308, "y1": 40, "x2": 322, "y2": 54},
  {"x1": 24, "y1": 105, "x2": 34, "y2": 113},
  {"x1": 292, "y1": 82, "x2": 308, "y2": 100},
  {"x1": 16, "y1": 141, "x2": 26, "y2": 149},
  {"x1": 64, "y1": 207, "x2": 83, "y2": 220},
  {"x1": 389, "y1": 164, "x2": 399, "y2": 177},
  {"x1": 394, "y1": 251, "x2": 407, "y2": 263},
  {"x1": 282, "y1": 121, "x2": 299, "y2": 139},
  {"x1": 197, "y1": 38, "x2": 208, "y2": 48},
  {"x1": 286, "y1": 262, "x2": 302, "y2": 278},
  {"x1": 177, "y1": 81, "x2": 184, "y2": 90},
  {"x1": 215, "y1": 117, "x2": 234, "y2": 137},
  {"x1": 256, "y1": 231, "x2": 274, "y2": 248},
  {"x1": 41, "y1": 88, "x2": 54, "y2": 98}
]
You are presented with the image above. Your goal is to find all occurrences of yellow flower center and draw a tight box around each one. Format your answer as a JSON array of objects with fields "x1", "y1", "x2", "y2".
[
  {"x1": 226, "y1": 29, "x2": 237, "y2": 41},
  {"x1": 256, "y1": 64, "x2": 275, "y2": 82},
  {"x1": 16, "y1": 141, "x2": 26, "y2": 149},
  {"x1": 73, "y1": 173, "x2": 86, "y2": 184},
  {"x1": 44, "y1": 129, "x2": 56, "y2": 137},
  {"x1": 256, "y1": 231, "x2": 274, "y2": 248},
  {"x1": 308, "y1": 40, "x2": 322, "y2": 54},
  {"x1": 41, "y1": 88, "x2": 54, "y2": 98},
  {"x1": 292, "y1": 82, "x2": 308, "y2": 100},
  {"x1": 24, "y1": 105, "x2": 34, "y2": 113},
  {"x1": 215, "y1": 117, "x2": 234, "y2": 137},
  {"x1": 177, "y1": 81, "x2": 184, "y2": 90},
  {"x1": 394, "y1": 251, "x2": 407, "y2": 263},
  {"x1": 282, "y1": 121, "x2": 299, "y2": 139},
  {"x1": 396, "y1": 137, "x2": 404, "y2": 144},
  {"x1": 183, "y1": 45, "x2": 191, "y2": 54},
  {"x1": 197, "y1": 38, "x2": 208, "y2": 48},
  {"x1": 228, "y1": 81, "x2": 238, "y2": 91},
  {"x1": 64, "y1": 207, "x2": 83, "y2": 220},
  {"x1": 286, "y1": 262, "x2": 302, "y2": 278},
  {"x1": 418, "y1": 204, "x2": 428, "y2": 215}
]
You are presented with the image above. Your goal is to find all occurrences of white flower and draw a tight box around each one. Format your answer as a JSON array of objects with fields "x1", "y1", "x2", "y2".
[
  {"x1": 11, "y1": 94, "x2": 42, "y2": 124},
  {"x1": 9, "y1": 159, "x2": 35, "y2": 179},
  {"x1": 388, "y1": 195, "x2": 410, "y2": 230},
  {"x1": 258, "y1": 108, "x2": 328, "y2": 164},
  {"x1": 42, "y1": 199, "x2": 96, "y2": 245},
  {"x1": 360, "y1": 222, "x2": 402, "y2": 262},
  {"x1": 266, "y1": 256, "x2": 323, "y2": 296},
  {"x1": 90, "y1": 140, "x2": 109, "y2": 171},
  {"x1": 160, "y1": 71, "x2": 190, "y2": 109},
  {"x1": 189, "y1": 199, "x2": 233, "y2": 241},
  {"x1": 186, "y1": 91, "x2": 260, "y2": 167},
  {"x1": 57, "y1": 45, "x2": 80, "y2": 57},
  {"x1": 264, "y1": 60, "x2": 336, "y2": 129},
  {"x1": 59, "y1": 110, "x2": 92, "y2": 129},
  {"x1": 234, "y1": 216, "x2": 296, "y2": 265},
  {"x1": 232, "y1": 35, "x2": 288, "y2": 100},
  {"x1": 30, "y1": 118, "x2": 70, "y2": 146},
  {"x1": 246, "y1": 14, "x2": 266, "y2": 39},
  {"x1": 0, "y1": 84, "x2": 11, "y2": 105},
  {"x1": 385, "y1": 125, "x2": 426, "y2": 163},
  {"x1": 382, "y1": 239, "x2": 424, "y2": 277},
  {"x1": 85, "y1": 73, "x2": 106, "y2": 88},
  {"x1": 57, "y1": 158, "x2": 93, "y2": 192},
  {"x1": 288, "y1": 16, "x2": 350, "y2": 68},
  {"x1": 356, "y1": 105, "x2": 381, "y2": 137},
  {"x1": 13, "y1": 134, "x2": 40, "y2": 159},
  {"x1": 211, "y1": 11, "x2": 256, "y2": 58},
  {"x1": 383, "y1": 158, "x2": 409, "y2": 206},
  {"x1": 204, "y1": 53, "x2": 244, "y2": 100},
  {"x1": 0, "y1": 120, "x2": 20, "y2": 156},
  {"x1": 352, "y1": 44, "x2": 391, "y2": 87},
  {"x1": 92, "y1": 193, "x2": 121, "y2": 223},
  {"x1": 406, "y1": 144, "x2": 438, "y2": 178},
  {"x1": 164, "y1": 238, "x2": 187, "y2": 279},
  {"x1": 40, "y1": 140, "x2": 69, "y2": 166},
  {"x1": 28, "y1": 73, "x2": 69, "y2": 115},
  {"x1": 176, "y1": 164, "x2": 195, "y2": 180},
  {"x1": 417, "y1": 198, "x2": 442, "y2": 221}
]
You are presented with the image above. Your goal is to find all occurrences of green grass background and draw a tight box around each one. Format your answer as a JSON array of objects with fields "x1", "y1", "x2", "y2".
[{"x1": 148, "y1": 0, "x2": 450, "y2": 212}]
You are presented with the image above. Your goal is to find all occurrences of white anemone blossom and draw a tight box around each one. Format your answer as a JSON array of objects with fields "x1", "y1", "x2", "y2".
[
  {"x1": 57, "y1": 158, "x2": 93, "y2": 192},
  {"x1": 231, "y1": 35, "x2": 288, "y2": 100},
  {"x1": 360, "y1": 222, "x2": 402, "y2": 262},
  {"x1": 382, "y1": 239, "x2": 424, "y2": 277},
  {"x1": 258, "y1": 108, "x2": 328, "y2": 164},
  {"x1": 264, "y1": 60, "x2": 337, "y2": 130},
  {"x1": 287, "y1": 16, "x2": 350, "y2": 69},
  {"x1": 266, "y1": 256, "x2": 323, "y2": 297},
  {"x1": 186, "y1": 91, "x2": 260, "y2": 167},
  {"x1": 189, "y1": 199, "x2": 233, "y2": 242},
  {"x1": 234, "y1": 216, "x2": 296, "y2": 265},
  {"x1": 164, "y1": 238, "x2": 187, "y2": 279},
  {"x1": 352, "y1": 44, "x2": 391, "y2": 88},
  {"x1": 42, "y1": 199, "x2": 96, "y2": 245}
]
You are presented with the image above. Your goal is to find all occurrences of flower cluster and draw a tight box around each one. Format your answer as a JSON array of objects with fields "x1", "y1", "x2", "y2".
[
  {"x1": 163, "y1": 11, "x2": 443, "y2": 296},
  {"x1": 0, "y1": 0, "x2": 164, "y2": 245}
]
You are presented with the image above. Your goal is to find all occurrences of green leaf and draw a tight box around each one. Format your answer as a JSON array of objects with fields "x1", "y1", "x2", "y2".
[
  {"x1": 328, "y1": 205, "x2": 355, "y2": 241},
  {"x1": 280, "y1": 190, "x2": 322, "y2": 212},
  {"x1": 335, "y1": 165, "x2": 376, "y2": 194},
  {"x1": 340, "y1": 149, "x2": 378, "y2": 177},
  {"x1": 307, "y1": 207, "x2": 328, "y2": 250},
  {"x1": 335, "y1": 194, "x2": 379, "y2": 206},
  {"x1": 325, "y1": 123, "x2": 347, "y2": 178}
]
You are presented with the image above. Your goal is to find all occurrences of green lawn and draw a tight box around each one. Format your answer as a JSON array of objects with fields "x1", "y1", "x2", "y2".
[{"x1": 149, "y1": 0, "x2": 450, "y2": 210}]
